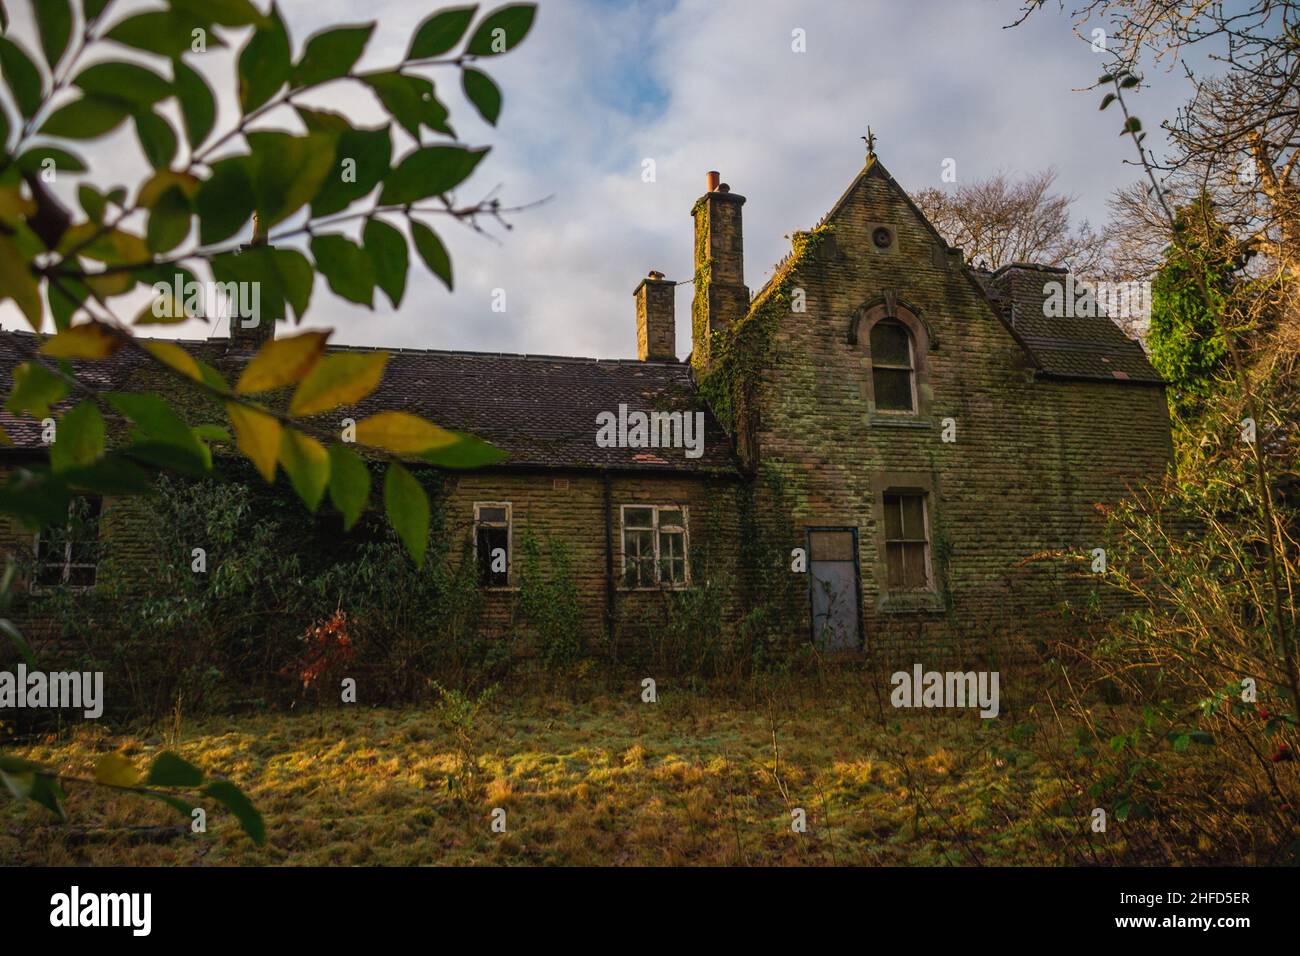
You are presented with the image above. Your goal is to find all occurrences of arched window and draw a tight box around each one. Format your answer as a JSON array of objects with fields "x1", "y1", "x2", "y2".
[{"x1": 869, "y1": 318, "x2": 916, "y2": 413}]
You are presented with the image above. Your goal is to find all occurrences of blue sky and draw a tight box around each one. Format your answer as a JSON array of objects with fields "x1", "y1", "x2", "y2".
[{"x1": 1, "y1": 0, "x2": 1205, "y2": 358}]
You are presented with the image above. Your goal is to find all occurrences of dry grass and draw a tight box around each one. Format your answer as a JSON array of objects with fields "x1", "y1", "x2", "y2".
[{"x1": 0, "y1": 674, "x2": 1252, "y2": 866}]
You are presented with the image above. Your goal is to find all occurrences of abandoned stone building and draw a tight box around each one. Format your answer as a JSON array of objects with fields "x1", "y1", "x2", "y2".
[{"x1": 0, "y1": 152, "x2": 1172, "y2": 657}]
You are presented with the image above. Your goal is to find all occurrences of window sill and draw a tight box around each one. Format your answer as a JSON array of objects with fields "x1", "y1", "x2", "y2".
[
  {"x1": 479, "y1": 586, "x2": 517, "y2": 593},
  {"x1": 618, "y1": 584, "x2": 692, "y2": 593},
  {"x1": 868, "y1": 414, "x2": 933, "y2": 430},
  {"x1": 878, "y1": 591, "x2": 945, "y2": 613}
]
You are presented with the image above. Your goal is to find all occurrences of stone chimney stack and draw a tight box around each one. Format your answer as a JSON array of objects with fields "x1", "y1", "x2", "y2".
[
  {"x1": 634, "y1": 270, "x2": 676, "y2": 361},
  {"x1": 229, "y1": 212, "x2": 276, "y2": 353},
  {"x1": 690, "y1": 171, "x2": 748, "y2": 372}
]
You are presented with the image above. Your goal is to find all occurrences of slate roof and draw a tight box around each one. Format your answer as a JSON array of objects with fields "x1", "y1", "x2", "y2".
[
  {"x1": 976, "y1": 263, "x2": 1163, "y2": 384},
  {"x1": 0, "y1": 332, "x2": 739, "y2": 475}
]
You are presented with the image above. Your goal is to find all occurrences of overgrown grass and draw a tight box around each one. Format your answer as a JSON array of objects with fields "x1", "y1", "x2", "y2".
[{"x1": 0, "y1": 670, "x2": 1278, "y2": 866}]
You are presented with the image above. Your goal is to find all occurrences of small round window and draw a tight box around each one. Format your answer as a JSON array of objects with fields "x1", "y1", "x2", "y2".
[{"x1": 872, "y1": 226, "x2": 893, "y2": 249}]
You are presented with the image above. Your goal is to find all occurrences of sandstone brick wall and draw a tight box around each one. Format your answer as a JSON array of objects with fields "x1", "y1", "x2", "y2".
[
  {"x1": 737, "y1": 164, "x2": 1173, "y2": 658},
  {"x1": 439, "y1": 468, "x2": 742, "y2": 656}
]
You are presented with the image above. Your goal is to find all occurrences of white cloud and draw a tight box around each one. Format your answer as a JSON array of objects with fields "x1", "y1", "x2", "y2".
[{"x1": 1, "y1": 0, "x2": 1197, "y2": 360}]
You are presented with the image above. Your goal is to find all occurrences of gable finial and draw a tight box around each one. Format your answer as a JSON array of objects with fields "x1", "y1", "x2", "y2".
[{"x1": 862, "y1": 127, "x2": 877, "y2": 159}]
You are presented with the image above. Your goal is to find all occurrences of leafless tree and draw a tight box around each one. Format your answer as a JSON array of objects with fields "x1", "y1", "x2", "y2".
[{"x1": 912, "y1": 168, "x2": 1111, "y2": 275}]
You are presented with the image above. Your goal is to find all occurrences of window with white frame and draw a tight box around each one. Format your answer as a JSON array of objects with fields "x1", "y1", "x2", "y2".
[
  {"x1": 621, "y1": 505, "x2": 688, "y2": 588},
  {"x1": 474, "y1": 502, "x2": 511, "y2": 587},
  {"x1": 34, "y1": 496, "x2": 102, "y2": 589}
]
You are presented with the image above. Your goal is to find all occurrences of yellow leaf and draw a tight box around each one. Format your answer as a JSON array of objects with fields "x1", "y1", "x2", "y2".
[
  {"x1": 137, "y1": 169, "x2": 200, "y2": 209},
  {"x1": 143, "y1": 340, "x2": 202, "y2": 381},
  {"x1": 0, "y1": 186, "x2": 35, "y2": 224},
  {"x1": 135, "y1": 287, "x2": 189, "y2": 325},
  {"x1": 355, "y1": 411, "x2": 459, "y2": 455},
  {"x1": 279, "y1": 428, "x2": 330, "y2": 510},
  {"x1": 39, "y1": 320, "x2": 122, "y2": 359},
  {"x1": 288, "y1": 351, "x2": 388, "y2": 417},
  {"x1": 0, "y1": 234, "x2": 43, "y2": 331},
  {"x1": 83, "y1": 270, "x2": 135, "y2": 298},
  {"x1": 236, "y1": 330, "x2": 330, "y2": 394},
  {"x1": 226, "y1": 402, "x2": 282, "y2": 482},
  {"x1": 94, "y1": 753, "x2": 141, "y2": 788}
]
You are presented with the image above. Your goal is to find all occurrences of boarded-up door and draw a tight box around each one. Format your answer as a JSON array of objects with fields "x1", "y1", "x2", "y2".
[{"x1": 807, "y1": 528, "x2": 862, "y2": 650}]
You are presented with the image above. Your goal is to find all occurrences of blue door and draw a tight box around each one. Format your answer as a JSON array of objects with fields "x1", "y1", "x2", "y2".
[{"x1": 808, "y1": 528, "x2": 862, "y2": 650}]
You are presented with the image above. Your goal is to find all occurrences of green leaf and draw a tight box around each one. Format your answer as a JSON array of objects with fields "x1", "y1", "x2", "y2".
[
  {"x1": 328, "y1": 443, "x2": 369, "y2": 530},
  {"x1": 107, "y1": 391, "x2": 210, "y2": 475},
  {"x1": 34, "y1": 0, "x2": 73, "y2": 70},
  {"x1": 308, "y1": 122, "x2": 391, "y2": 217},
  {"x1": 411, "y1": 221, "x2": 452, "y2": 290},
  {"x1": 384, "y1": 461, "x2": 428, "y2": 565},
  {"x1": 466, "y1": 4, "x2": 536, "y2": 56},
  {"x1": 462, "y1": 67, "x2": 501, "y2": 125},
  {"x1": 0, "y1": 234, "x2": 42, "y2": 329},
  {"x1": 5, "y1": 361, "x2": 69, "y2": 418},
  {"x1": 50, "y1": 400, "x2": 104, "y2": 473},
  {"x1": 408, "y1": 5, "x2": 477, "y2": 59},
  {"x1": 170, "y1": 0, "x2": 263, "y2": 27},
  {"x1": 246, "y1": 130, "x2": 337, "y2": 228},
  {"x1": 79, "y1": 184, "x2": 106, "y2": 223},
  {"x1": 83, "y1": 0, "x2": 111, "y2": 21},
  {"x1": 202, "y1": 779, "x2": 266, "y2": 846},
  {"x1": 279, "y1": 428, "x2": 329, "y2": 511},
  {"x1": 211, "y1": 246, "x2": 286, "y2": 326},
  {"x1": 289, "y1": 351, "x2": 388, "y2": 416},
  {"x1": 195, "y1": 156, "x2": 254, "y2": 244},
  {"x1": 41, "y1": 95, "x2": 130, "y2": 139},
  {"x1": 311, "y1": 233, "x2": 375, "y2": 306},
  {"x1": 0, "y1": 37, "x2": 44, "y2": 117},
  {"x1": 105, "y1": 10, "x2": 223, "y2": 58},
  {"x1": 1121, "y1": 116, "x2": 1142, "y2": 134},
  {"x1": 378, "y1": 145, "x2": 488, "y2": 205},
  {"x1": 146, "y1": 185, "x2": 192, "y2": 254},
  {"x1": 144, "y1": 749, "x2": 204, "y2": 790},
  {"x1": 48, "y1": 276, "x2": 88, "y2": 329},
  {"x1": 292, "y1": 23, "x2": 374, "y2": 89},
  {"x1": 238, "y1": 1, "x2": 290, "y2": 113},
  {"x1": 364, "y1": 217, "x2": 408, "y2": 308},
  {"x1": 418, "y1": 430, "x2": 506, "y2": 468},
  {"x1": 141, "y1": 790, "x2": 196, "y2": 818},
  {"x1": 134, "y1": 109, "x2": 178, "y2": 169},
  {"x1": 73, "y1": 61, "x2": 170, "y2": 106},
  {"x1": 1173, "y1": 733, "x2": 1191, "y2": 753},
  {"x1": 361, "y1": 71, "x2": 451, "y2": 139},
  {"x1": 174, "y1": 58, "x2": 216, "y2": 150},
  {"x1": 1099, "y1": 92, "x2": 1116, "y2": 111},
  {"x1": 274, "y1": 247, "x2": 314, "y2": 321},
  {"x1": 15, "y1": 146, "x2": 86, "y2": 174},
  {"x1": 61, "y1": 454, "x2": 153, "y2": 495}
]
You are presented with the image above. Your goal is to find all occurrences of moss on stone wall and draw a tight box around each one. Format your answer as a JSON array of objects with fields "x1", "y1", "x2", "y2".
[{"x1": 697, "y1": 224, "x2": 833, "y2": 452}]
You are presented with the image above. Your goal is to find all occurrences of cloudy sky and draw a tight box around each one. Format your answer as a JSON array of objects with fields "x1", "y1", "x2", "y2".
[{"x1": 1, "y1": 0, "x2": 1204, "y2": 358}]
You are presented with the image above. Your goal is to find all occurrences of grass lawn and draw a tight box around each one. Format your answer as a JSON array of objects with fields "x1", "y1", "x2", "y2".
[{"x1": 0, "y1": 675, "x2": 1219, "y2": 865}]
